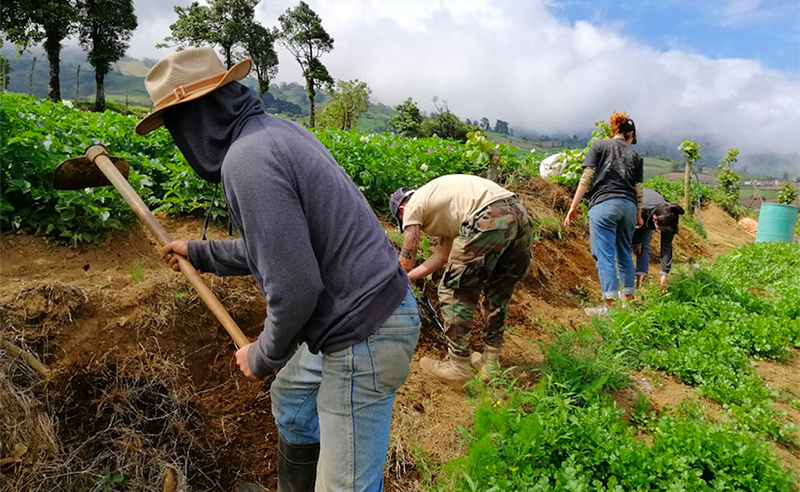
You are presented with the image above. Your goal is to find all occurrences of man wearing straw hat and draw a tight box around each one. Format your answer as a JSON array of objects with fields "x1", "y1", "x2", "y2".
[{"x1": 142, "y1": 47, "x2": 420, "y2": 492}]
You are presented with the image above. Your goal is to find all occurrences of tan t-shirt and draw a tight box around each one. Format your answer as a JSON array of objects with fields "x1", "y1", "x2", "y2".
[{"x1": 402, "y1": 174, "x2": 515, "y2": 238}]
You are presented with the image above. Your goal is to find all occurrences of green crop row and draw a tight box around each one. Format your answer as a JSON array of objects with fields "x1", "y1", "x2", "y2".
[
  {"x1": 429, "y1": 243, "x2": 799, "y2": 491},
  {"x1": 601, "y1": 243, "x2": 800, "y2": 445},
  {"x1": 0, "y1": 93, "x2": 222, "y2": 244},
  {"x1": 1, "y1": 93, "x2": 540, "y2": 244}
]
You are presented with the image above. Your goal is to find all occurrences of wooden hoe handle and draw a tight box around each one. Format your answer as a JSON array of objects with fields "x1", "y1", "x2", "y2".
[{"x1": 86, "y1": 145, "x2": 251, "y2": 349}]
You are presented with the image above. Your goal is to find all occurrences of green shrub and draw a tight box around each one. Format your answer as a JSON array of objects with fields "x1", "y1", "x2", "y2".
[{"x1": 777, "y1": 182, "x2": 798, "y2": 205}]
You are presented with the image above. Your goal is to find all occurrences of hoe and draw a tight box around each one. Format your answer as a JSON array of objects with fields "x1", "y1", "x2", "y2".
[{"x1": 53, "y1": 145, "x2": 252, "y2": 352}]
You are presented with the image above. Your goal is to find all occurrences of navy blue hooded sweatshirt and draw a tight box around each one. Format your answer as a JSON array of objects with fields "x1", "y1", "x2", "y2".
[{"x1": 163, "y1": 82, "x2": 409, "y2": 378}]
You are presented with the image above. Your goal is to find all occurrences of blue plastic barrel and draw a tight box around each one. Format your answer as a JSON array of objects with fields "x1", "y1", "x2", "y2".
[{"x1": 755, "y1": 203, "x2": 799, "y2": 243}]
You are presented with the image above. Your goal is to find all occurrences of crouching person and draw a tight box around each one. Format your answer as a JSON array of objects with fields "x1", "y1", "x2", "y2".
[
  {"x1": 633, "y1": 189, "x2": 685, "y2": 289},
  {"x1": 145, "y1": 48, "x2": 420, "y2": 491},
  {"x1": 390, "y1": 175, "x2": 533, "y2": 387}
]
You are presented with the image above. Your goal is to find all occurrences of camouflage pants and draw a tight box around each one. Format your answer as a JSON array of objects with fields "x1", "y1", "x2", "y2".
[{"x1": 438, "y1": 197, "x2": 533, "y2": 357}]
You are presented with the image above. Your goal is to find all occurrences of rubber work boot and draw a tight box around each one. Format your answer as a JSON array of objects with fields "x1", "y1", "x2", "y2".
[
  {"x1": 276, "y1": 434, "x2": 320, "y2": 492},
  {"x1": 420, "y1": 349, "x2": 473, "y2": 387},
  {"x1": 470, "y1": 346, "x2": 501, "y2": 378},
  {"x1": 236, "y1": 484, "x2": 266, "y2": 492}
]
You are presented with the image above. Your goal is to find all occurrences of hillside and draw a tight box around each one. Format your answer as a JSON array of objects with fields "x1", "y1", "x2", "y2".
[
  {"x1": 3, "y1": 47, "x2": 397, "y2": 131},
  {"x1": 0, "y1": 46, "x2": 791, "y2": 182}
]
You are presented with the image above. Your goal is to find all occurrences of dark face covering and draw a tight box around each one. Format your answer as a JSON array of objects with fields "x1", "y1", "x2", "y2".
[{"x1": 163, "y1": 82, "x2": 264, "y2": 183}]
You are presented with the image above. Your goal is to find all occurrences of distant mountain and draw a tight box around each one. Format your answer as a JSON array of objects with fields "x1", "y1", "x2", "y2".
[
  {"x1": 2, "y1": 45, "x2": 153, "y2": 106},
  {"x1": 1, "y1": 46, "x2": 397, "y2": 131}
]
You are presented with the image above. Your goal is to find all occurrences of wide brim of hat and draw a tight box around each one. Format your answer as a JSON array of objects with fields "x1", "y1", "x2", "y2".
[{"x1": 135, "y1": 58, "x2": 252, "y2": 136}]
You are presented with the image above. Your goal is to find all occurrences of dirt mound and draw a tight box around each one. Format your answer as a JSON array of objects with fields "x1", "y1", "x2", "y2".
[
  {"x1": 699, "y1": 203, "x2": 755, "y2": 257},
  {"x1": 1, "y1": 218, "x2": 272, "y2": 491},
  {"x1": 1, "y1": 349, "x2": 221, "y2": 492}
]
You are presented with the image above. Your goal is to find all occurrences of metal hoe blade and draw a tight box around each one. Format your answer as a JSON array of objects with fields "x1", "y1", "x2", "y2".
[{"x1": 53, "y1": 154, "x2": 130, "y2": 190}]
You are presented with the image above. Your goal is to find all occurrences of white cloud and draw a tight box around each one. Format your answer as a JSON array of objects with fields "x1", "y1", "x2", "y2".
[{"x1": 121, "y1": 0, "x2": 800, "y2": 169}]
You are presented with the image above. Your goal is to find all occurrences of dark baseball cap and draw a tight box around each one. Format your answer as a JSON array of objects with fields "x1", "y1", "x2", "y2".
[
  {"x1": 390, "y1": 187, "x2": 415, "y2": 230},
  {"x1": 620, "y1": 118, "x2": 637, "y2": 145}
]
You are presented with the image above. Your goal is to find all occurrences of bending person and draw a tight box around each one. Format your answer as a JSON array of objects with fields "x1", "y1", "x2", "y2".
[
  {"x1": 633, "y1": 189, "x2": 685, "y2": 289},
  {"x1": 390, "y1": 175, "x2": 533, "y2": 386},
  {"x1": 564, "y1": 112, "x2": 643, "y2": 313}
]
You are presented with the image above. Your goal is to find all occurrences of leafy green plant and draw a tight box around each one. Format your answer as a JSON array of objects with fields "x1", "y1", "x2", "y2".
[
  {"x1": 129, "y1": 261, "x2": 145, "y2": 281},
  {"x1": 630, "y1": 392, "x2": 656, "y2": 429},
  {"x1": 552, "y1": 120, "x2": 612, "y2": 187},
  {"x1": 777, "y1": 182, "x2": 798, "y2": 205},
  {"x1": 678, "y1": 140, "x2": 702, "y2": 211},
  {"x1": 539, "y1": 325, "x2": 631, "y2": 402},
  {"x1": 531, "y1": 215, "x2": 564, "y2": 240},
  {"x1": 464, "y1": 131, "x2": 495, "y2": 167},
  {"x1": 715, "y1": 148, "x2": 743, "y2": 218},
  {"x1": 95, "y1": 471, "x2": 124, "y2": 491}
]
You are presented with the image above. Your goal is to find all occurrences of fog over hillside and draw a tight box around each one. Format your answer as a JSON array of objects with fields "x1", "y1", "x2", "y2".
[{"x1": 5, "y1": 0, "x2": 799, "y2": 176}]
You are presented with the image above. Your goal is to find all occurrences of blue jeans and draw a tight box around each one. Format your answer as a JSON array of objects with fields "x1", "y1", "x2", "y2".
[
  {"x1": 633, "y1": 228, "x2": 655, "y2": 277},
  {"x1": 588, "y1": 198, "x2": 636, "y2": 299},
  {"x1": 270, "y1": 289, "x2": 421, "y2": 492}
]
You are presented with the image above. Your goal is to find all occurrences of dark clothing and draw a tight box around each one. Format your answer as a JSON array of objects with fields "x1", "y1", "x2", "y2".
[
  {"x1": 632, "y1": 189, "x2": 675, "y2": 276},
  {"x1": 583, "y1": 138, "x2": 644, "y2": 209},
  {"x1": 166, "y1": 82, "x2": 409, "y2": 379},
  {"x1": 163, "y1": 82, "x2": 263, "y2": 184}
]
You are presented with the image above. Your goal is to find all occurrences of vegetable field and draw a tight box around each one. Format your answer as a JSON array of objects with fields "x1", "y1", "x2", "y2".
[
  {"x1": 1, "y1": 94, "x2": 798, "y2": 492},
  {"x1": 0, "y1": 93, "x2": 538, "y2": 244}
]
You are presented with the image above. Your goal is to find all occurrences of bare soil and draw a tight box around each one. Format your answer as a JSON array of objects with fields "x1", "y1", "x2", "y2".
[{"x1": 0, "y1": 178, "x2": 777, "y2": 491}]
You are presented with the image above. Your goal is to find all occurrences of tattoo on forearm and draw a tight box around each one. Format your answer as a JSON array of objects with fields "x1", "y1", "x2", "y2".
[{"x1": 400, "y1": 226, "x2": 420, "y2": 260}]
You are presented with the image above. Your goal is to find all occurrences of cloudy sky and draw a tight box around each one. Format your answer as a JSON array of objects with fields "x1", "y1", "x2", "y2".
[{"x1": 129, "y1": 0, "x2": 798, "y2": 168}]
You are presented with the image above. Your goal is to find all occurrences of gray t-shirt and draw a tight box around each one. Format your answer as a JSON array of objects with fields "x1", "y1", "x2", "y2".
[{"x1": 583, "y1": 138, "x2": 643, "y2": 209}]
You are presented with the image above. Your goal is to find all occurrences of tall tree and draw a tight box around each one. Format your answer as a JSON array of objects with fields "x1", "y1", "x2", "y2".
[
  {"x1": 159, "y1": 0, "x2": 259, "y2": 68},
  {"x1": 278, "y1": 1, "x2": 334, "y2": 128},
  {"x1": 678, "y1": 140, "x2": 702, "y2": 211},
  {"x1": 388, "y1": 98, "x2": 424, "y2": 137},
  {"x1": 78, "y1": 0, "x2": 137, "y2": 111},
  {"x1": 1, "y1": 0, "x2": 77, "y2": 101},
  {"x1": 243, "y1": 22, "x2": 279, "y2": 97},
  {"x1": 479, "y1": 117, "x2": 490, "y2": 131},
  {"x1": 317, "y1": 79, "x2": 371, "y2": 130},
  {"x1": 0, "y1": 56, "x2": 10, "y2": 91},
  {"x1": 494, "y1": 119, "x2": 509, "y2": 135}
]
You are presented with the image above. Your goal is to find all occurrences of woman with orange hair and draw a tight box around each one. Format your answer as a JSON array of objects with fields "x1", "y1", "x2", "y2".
[{"x1": 564, "y1": 112, "x2": 644, "y2": 314}]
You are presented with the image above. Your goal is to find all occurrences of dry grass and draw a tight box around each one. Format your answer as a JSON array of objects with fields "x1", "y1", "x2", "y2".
[
  {"x1": 0, "y1": 347, "x2": 59, "y2": 480},
  {"x1": 1, "y1": 348, "x2": 220, "y2": 492}
]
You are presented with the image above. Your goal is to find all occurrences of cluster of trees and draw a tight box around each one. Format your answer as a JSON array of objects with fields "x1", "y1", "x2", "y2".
[
  {"x1": 262, "y1": 91, "x2": 303, "y2": 115},
  {"x1": 1, "y1": 0, "x2": 137, "y2": 110},
  {"x1": 388, "y1": 97, "x2": 478, "y2": 141},
  {"x1": 161, "y1": 0, "x2": 334, "y2": 127},
  {"x1": 463, "y1": 117, "x2": 513, "y2": 136}
]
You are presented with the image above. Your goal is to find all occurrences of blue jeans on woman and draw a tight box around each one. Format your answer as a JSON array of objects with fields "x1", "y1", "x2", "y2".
[
  {"x1": 270, "y1": 289, "x2": 421, "y2": 492},
  {"x1": 588, "y1": 198, "x2": 637, "y2": 299}
]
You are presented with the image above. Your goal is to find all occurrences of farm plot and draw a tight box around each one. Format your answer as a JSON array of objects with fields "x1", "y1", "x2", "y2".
[{"x1": 2, "y1": 93, "x2": 797, "y2": 491}]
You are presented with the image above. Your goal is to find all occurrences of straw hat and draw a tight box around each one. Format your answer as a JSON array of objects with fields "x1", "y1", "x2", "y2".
[{"x1": 135, "y1": 47, "x2": 252, "y2": 136}]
